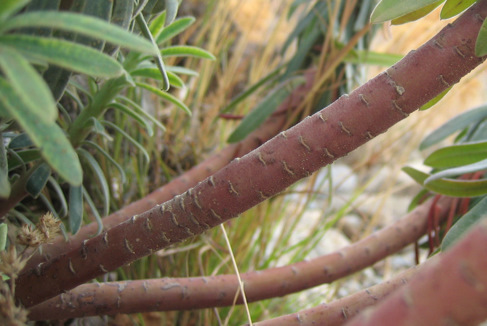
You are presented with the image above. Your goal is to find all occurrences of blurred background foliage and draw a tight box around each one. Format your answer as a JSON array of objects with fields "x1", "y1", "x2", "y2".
[{"x1": 0, "y1": 0, "x2": 486, "y2": 324}]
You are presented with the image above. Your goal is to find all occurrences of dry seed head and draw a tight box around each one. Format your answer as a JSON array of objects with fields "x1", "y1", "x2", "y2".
[
  {"x1": 0, "y1": 246, "x2": 26, "y2": 277},
  {"x1": 17, "y1": 224, "x2": 42, "y2": 247},
  {"x1": 37, "y1": 212, "x2": 61, "y2": 242}
]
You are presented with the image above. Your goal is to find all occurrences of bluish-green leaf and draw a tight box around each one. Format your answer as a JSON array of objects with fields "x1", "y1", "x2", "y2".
[
  {"x1": 0, "y1": 0, "x2": 30, "y2": 22},
  {"x1": 424, "y1": 141, "x2": 487, "y2": 168},
  {"x1": 101, "y1": 121, "x2": 151, "y2": 164},
  {"x1": 25, "y1": 163, "x2": 51, "y2": 198},
  {"x1": 0, "y1": 11, "x2": 156, "y2": 55},
  {"x1": 420, "y1": 104, "x2": 487, "y2": 150},
  {"x1": 440, "y1": 0, "x2": 477, "y2": 19},
  {"x1": 156, "y1": 16, "x2": 195, "y2": 44},
  {"x1": 82, "y1": 186, "x2": 103, "y2": 236},
  {"x1": 0, "y1": 77, "x2": 82, "y2": 185},
  {"x1": 370, "y1": 0, "x2": 444, "y2": 23},
  {"x1": 7, "y1": 149, "x2": 40, "y2": 171},
  {"x1": 391, "y1": 0, "x2": 444, "y2": 25},
  {"x1": 0, "y1": 223, "x2": 7, "y2": 251},
  {"x1": 425, "y1": 158, "x2": 487, "y2": 183},
  {"x1": 476, "y1": 14, "x2": 487, "y2": 56},
  {"x1": 0, "y1": 35, "x2": 124, "y2": 78},
  {"x1": 228, "y1": 78, "x2": 305, "y2": 143},
  {"x1": 110, "y1": 102, "x2": 154, "y2": 136},
  {"x1": 117, "y1": 96, "x2": 166, "y2": 132},
  {"x1": 0, "y1": 133, "x2": 9, "y2": 198},
  {"x1": 68, "y1": 185, "x2": 83, "y2": 235},
  {"x1": 419, "y1": 86, "x2": 452, "y2": 111},
  {"x1": 442, "y1": 196, "x2": 487, "y2": 250},
  {"x1": 47, "y1": 176, "x2": 68, "y2": 218},
  {"x1": 403, "y1": 166, "x2": 487, "y2": 197},
  {"x1": 165, "y1": 0, "x2": 179, "y2": 26},
  {"x1": 161, "y1": 45, "x2": 216, "y2": 60},
  {"x1": 136, "y1": 82, "x2": 191, "y2": 115},
  {"x1": 77, "y1": 148, "x2": 109, "y2": 217},
  {"x1": 131, "y1": 67, "x2": 185, "y2": 88},
  {"x1": 8, "y1": 133, "x2": 33, "y2": 149},
  {"x1": 83, "y1": 140, "x2": 127, "y2": 184},
  {"x1": 0, "y1": 46, "x2": 57, "y2": 122}
]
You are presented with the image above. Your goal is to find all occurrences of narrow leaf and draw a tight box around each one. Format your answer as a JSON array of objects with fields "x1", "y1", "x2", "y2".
[
  {"x1": 165, "y1": 0, "x2": 179, "y2": 26},
  {"x1": 475, "y1": 15, "x2": 487, "y2": 56},
  {"x1": 68, "y1": 185, "x2": 83, "y2": 235},
  {"x1": 83, "y1": 140, "x2": 127, "y2": 184},
  {"x1": 442, "y1": 197, "x2": 487, "y2": 250},
  {"x1": 131, "y1": 67, "x2": 185, "y2": 88},
  {"x1": 82, "y1": 186, "x2": 103, "y2": 236},
  {"x1": 424, "y1": 141, "x2": 487, "y2": 168},
  {"x1": 419, "y1": 86, "x2": 452, "y2": 111},
  {"x1": 0, "y1": 77, "x2": 82, "y2": 185},
  {"x1": 25, "y1": 163, "x2": 51, "y2": 198},
  {"x1": 344, "y1": 50, "x2": 403, "y2": 67},
  {"x1": 370, "y1": 0, "x2": 444, "y2": 23},
  {"x1": 425, "y1": 158, "x2": 487, "y2": 182},
  {"x1": 116, "y1": 96, "x2": 166, "y2": 132},
  {"x1": 149, "y1": 10, "x2": 166, "y2": 38},
  {"x1": 0, "y1": 0, "x2": 30, "y2": 22},
  {"x1": 0, "y1": 223, "x2": 6, "y2": 251},
  {"x1": 0, "y1": 133, "x2": 10, "y2": 198},
  {"x1": 161, "y1": 45, "x2": 216, "y2": 60},
  {"x1": 441, "y1": 0, "x2": 477, "y2": 19},
  {"x1": 228, "y1": 78, "x2": 305, "y2": 143},
  {"x1": 420, "y1": 104, "x2": 487, "y2": 150},
  {"x1": 8, "y1": 133, "x2": 33, "y2": 149},
  {"x1": 0, "y1": 11, "x2": 157, "y2": 54},
  {"x1": 101, "y1": 121, "x2": 151, "y2": 164},
  {"x1": 136, "y1": 82, "x2": 191, "y2": 115},
  {"x1": 391, "y1": 0, "x2": 444, "y2": 25},
  {"x1": 0, "y1": 35, "x2": 124, "y2": 78},
  {"x1": 0, "y1": 46, "x2": 57, "y2": 122},
  {"x1": 156, "y1": 16, "x2": 195, "y2": 44},
  {"x1": 47, "y1": 176, "x2": 68, "y2": 218},
  {"x1": 77, "y1": 148, "x2": 110, "y2": 217},
  {"x1": 110, "y1": 102, "x2": 154, "y2": 137},
  {"x1": 403, "y1": 166, "x2": 487, "y2": 197}
]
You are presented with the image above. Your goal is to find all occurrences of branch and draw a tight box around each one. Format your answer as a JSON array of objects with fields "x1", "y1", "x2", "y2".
[
  {"x1": 16, "y1": 1, "x2": 487, "y2": 307},
  {"x1": 344, "y1": 217, "x2": 487, "y2": 326},
  {"x1": 22, "y1": 69, "x2": 317, "y2": 272},
  {"x1": 27, "y1": 196, "x2": 452, "y2": 320},
  {"x1": 253, "y1": 266, "x2": 419, "y2": 326}
]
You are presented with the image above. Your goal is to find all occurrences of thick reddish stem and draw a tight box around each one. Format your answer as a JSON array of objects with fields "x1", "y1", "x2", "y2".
[
  {"x1": 344, "y1": 216, "x2": 487, "y2": 326},
  {"x1": 15, "y1": 1, "x2": 487, "y2": 308},
  {"x1": 27, "y1": 197, "x2": 451, "y2": 320}
]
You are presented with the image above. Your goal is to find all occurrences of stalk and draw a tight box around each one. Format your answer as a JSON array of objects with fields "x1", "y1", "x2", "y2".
[{"x1": 15, "y1": 1, "x2": 487, "y2": 308}]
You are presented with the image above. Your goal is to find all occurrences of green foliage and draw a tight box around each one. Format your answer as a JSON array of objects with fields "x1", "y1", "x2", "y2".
[
  {"x1": 404, "y1": 102, "x2": 487, "y2": 250},
  {"x1": 1, "y1": 1, "x2": 213, "y2": 238},
  {"x1": 371, "y1": 0, "x2": 487, "y2": 56}
]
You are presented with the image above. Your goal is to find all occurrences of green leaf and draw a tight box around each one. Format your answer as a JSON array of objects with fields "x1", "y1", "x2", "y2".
[
  {"x1": 165, "y1": 65, "x2": 198, "y2": 76},
  {"x1": 77, "y1": 148, "x2": 109, "y2": 217},
  {"x1": 344, "y1": 50, "x2": 403, "y2": 67},
  {"x1": 391, "y1": 0, "x2": 444, "y2": 25},
  {"x1": 81, "y1": 186, "x2": 103, "y2": 236},
  {"x1": 156, "y1": 16, "x2": 195, "y2": 44},
  {"x1": 0, "y1": 133, "x2": 9, "y2": 198},
  {"x1": 136, "y1": 82, "x2": 191, "y2": 115},
  {"x1": 101, "y1": 121, "x2": 151, "y2": 164},
  {"x1": 47, "y1": 176, "x2": 68, "y2": 218},
  {"x1": 161, "y1": 45, "x2": 216, "y2": 60},
  {"x1": 131, "y1": 67, "x2": 185, "y2": 88},
  {"x1": 83, "y1": 140, "x2": 127, "y2": 184},
  {"x1": 425, "y1": 158, "x2": 487, "y2": 183},
  {"x1": 424, "y1": 141, "x2": 487, "y2": 168},
  {"x1": 370, "y1": 0, "x2": 444, "y2": 23},
  {"x1": 0, "y1": 0, "x2": 30, "y2": 22},
  {"x1": 117, "y1": 96, "x2": 166, "y2": 132},
  {"x1": 419, "y1": 86, "x2": 452, "y2": 111},
  {"x1": 68, "y1": 185, "x2": 83, "y2": 235},
  {"x1": 0, "y1": 46, "x2": 57, "y2": 122},
  {"x1": 25, "y1": 163, "x2": 51, "y2": 198},
  {"x1": 8, "y1": 133, "x2": 33, "y2": 149},
  {"x1": 0, "y1": 77, "x2": 82, "y2": 185},
  {"x1": 7, "y1": 149, "x2": 41, "y2": 171},
  {"x1": 149, "y1": 10, "x2": 166, "y2": 39},
  {"x1": 475, "y1": 15, "x2": 487, "y2": 56},
  {"x1": 110, "y1": 102, "x2": 154, "y2": 136},
  {"x1": 403, "y1": 166, "x2": 487, "y2": 197},
  {"x1": 0, "y1": 223, "x2": 7, "y2": 251},
  {"x1": 165, "y1": 0, "x2": 179, "y2": 26},
  {"x1": 0, "y1": 35, "x2": 124, "y2": 78},
  {"x1": 440, "y1": 0, "x2": 477, "y2": 19},
  {"x1": 0, "y1": 11, "x2": 157, "y2": 55},
  {"x1": 442, "y1": 196, "x2": 487, "y2": 250},
  {"x1": 420, "y1": 104, "x2": 487, "y2": 150},
  {"x1": 228, "y1": 78, "x2": 305, "y2": 143}
]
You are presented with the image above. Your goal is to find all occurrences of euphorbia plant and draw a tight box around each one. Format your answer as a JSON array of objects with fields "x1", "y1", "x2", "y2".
[{"x1": 13, "y1": 0, "x2": 487, "y2": 320}]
